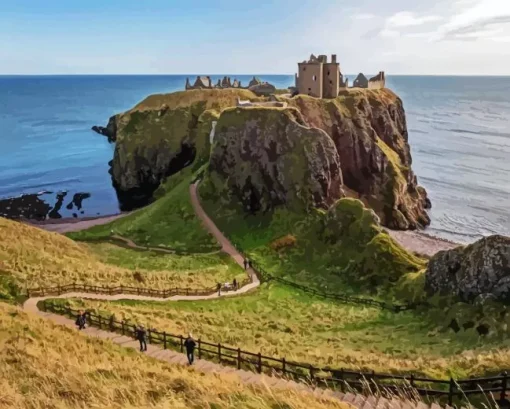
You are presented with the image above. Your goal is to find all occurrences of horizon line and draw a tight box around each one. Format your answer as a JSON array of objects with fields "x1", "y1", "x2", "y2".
[{"x1": 2, "y1": 73, "x2": 510, "y2": 77}]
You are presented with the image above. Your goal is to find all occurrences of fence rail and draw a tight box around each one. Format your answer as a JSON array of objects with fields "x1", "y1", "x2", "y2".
[
  {"x1": 41, "y1": 300, "x2": 509, "y2": 407},
  {"x1": 26, "y1": 277, "x2": 253, "y2": 299}
]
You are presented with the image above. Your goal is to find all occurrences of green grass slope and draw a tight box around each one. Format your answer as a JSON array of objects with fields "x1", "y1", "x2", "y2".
[{"x1": 68, "y1": 169, "x2": 218, "y2": 252}]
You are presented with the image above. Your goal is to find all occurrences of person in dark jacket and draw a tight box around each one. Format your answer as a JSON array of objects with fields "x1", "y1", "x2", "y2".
[
  {"x1": 232, "y1": 278, "x2": 237, "y2": 291},
  {"x1": 217, "y1": 283, "x2": 221, "y2": 296},
  {"x1": 136, "y1": 325, "x2": 147, "y2": 352},
  {"x1": 243, "y1": 259, "x2": 248, "y2": 270},
  {"x1": 184, "y1": 333, "x2": 197, "y2": 365},
  {"x1": 75, "y1": 310, "x2": 86, "y2": 330}
]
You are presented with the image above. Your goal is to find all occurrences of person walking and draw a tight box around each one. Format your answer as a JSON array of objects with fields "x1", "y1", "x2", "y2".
[
  {"x1": 243, "y1": 259, "x2": 248, "y2": 270},
  {"x1": 233, "y1": 278, "x2": 237, "y2": 291},
  {"x1": 136, "y1": 325, "x2": 147, "y2": 352},
  {"x1": 217, "y1": 283, "x2": 221, "y2": 296},
  {"x1": 75, "y1": 310, "x2": 86, "y2": 330},
  {"x1": 184, "y1": 333, "x2": 197, "y2": 365}
]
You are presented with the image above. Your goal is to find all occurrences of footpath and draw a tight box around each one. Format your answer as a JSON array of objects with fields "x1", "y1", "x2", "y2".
[{"x1": 21, "y1": 182, "x2": 452, "y2": 409}]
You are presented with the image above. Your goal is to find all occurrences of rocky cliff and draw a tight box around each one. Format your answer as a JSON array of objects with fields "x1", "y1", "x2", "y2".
[
  {"x1": 283, "y1": 89, "x2": 430, "y2": 229},
  {"x1": 206, "y1": 107, "x2": 344, "y2": 212},
  {"x1": 101, "y1": 88, "x2": 429, "y2": 229},
  {"x1": 425, "y1": 235, "x2": 510, "y2": 303},
  {"x1": 103, "y1": 89, "x2": 258, "y2": 210}
]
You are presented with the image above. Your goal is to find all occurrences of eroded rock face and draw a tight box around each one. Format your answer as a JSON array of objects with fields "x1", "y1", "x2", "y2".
[
  {"x1": 104, "y1": 89, "x2": 257, "y2": 210},
  {"x1": 425, "y1": 235, "x2": 510, "y2": 303},
  {"x1": 207, "y1": 107, "x2": 344, "y2": 212},
  {"x1": 286, "y1": 89, "x2": 430, "y2": 229}
]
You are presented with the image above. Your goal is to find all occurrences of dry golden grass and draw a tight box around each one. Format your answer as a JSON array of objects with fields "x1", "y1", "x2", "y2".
[
  {"x1": 0, "y1": 218, "x2": 243, "y2": 291},
  {"x1": 0, "y1": 302, "x2": 348, "y2": 409},
  {"x1": 67, "y1": 285, "x2": 510, "y2": 380}
]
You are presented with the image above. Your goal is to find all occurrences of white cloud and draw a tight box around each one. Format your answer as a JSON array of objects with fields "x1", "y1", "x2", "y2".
[
  {"x1": 387, "y1": 11, "x2": 442, "y2": 27},
  {"x1": 380, "y1": 29, "x2": 400, "y2": 38}
]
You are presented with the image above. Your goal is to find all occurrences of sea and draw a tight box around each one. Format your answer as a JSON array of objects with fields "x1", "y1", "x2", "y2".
[{"x1": 0, "y1": 75, "x2": 509, "y2": 243}]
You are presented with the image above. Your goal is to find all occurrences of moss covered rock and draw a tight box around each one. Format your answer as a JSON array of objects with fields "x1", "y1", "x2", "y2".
[{"x1": 205, "y1": 106, "x2": 343, "y2": 212}]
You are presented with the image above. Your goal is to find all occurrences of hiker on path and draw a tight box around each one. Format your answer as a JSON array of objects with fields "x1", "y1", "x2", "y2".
[
  {"x1": 248, "y1": 259, "x2": 253, "y2": 269},
  {"x1": 136, "y1": 325, "x2": 147, "y2": 352},
  {"x1": 233, "y1": 278, "x2": 237, "y2": 291},
  {"x1": 243, "y1": 259, "x2": 248, "y2": 270},
  {"x1": 184, "y1": 333, "x2": 197, "y2": 365},
  {"x1": 217, "y1": 283, "x2": 221, "y2": 296},
  {"x1": 75, "y1": 310, "x2": 86, "y2": 330}
]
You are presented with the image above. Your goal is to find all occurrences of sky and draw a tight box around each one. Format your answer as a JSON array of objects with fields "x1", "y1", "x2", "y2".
[{"x1": 1, "y1": 0, "x2": 510, "y2": 75}]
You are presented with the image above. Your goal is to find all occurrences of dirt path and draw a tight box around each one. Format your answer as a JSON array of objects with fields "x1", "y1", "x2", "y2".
[{"x1": 27, "y1": 213, "x2": 129, "y2": 233}]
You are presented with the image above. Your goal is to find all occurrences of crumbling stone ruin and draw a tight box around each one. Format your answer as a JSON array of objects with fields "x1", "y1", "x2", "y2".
[
  {"x1": 185, "y1": 75, "x2": 275, "y2": 95},
  {"x1": 295, "y1": 54, "x2": 385, "y2": 98}
]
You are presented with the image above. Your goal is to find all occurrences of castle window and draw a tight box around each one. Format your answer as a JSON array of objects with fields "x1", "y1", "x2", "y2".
[
  {"x1": 328, "y1": 70, "x2": 330, "y2": 76},
  {"x1": 303, "y1": 67, "x2": 306, "y2": 71},
  {"x1": 312, "y1": 75, "x2": 317, "y2": 81}
]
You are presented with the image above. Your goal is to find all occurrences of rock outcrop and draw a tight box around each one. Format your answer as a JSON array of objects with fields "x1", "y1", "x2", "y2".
[
  {"x1": 285, "y1": 89, "x2": 430, "y2": 229},
  {"x1": 103, "y1": 89, "x2": 258, "y2": 210},
  {"x1": 206, "y1": 107, "x2": 344, "y2": 212},
  {"x1": 425, "y1": 235, "x2": 510, "y2": 303}
]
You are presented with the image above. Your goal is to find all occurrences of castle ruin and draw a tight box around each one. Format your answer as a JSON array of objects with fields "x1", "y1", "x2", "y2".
[
  {"x1": 185, "y1": 75, "x2": 276, "y2": 95},
  {"x1": 295, "y1": 54, "x2": 385, "y2": 98}
]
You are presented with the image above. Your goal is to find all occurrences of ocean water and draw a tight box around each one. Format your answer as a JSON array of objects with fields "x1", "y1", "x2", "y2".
[{"x1": 0, "y1": 75, "x2": 508, "y2": 242}]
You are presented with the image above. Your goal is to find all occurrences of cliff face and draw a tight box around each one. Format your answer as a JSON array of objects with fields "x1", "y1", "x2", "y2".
[
  {"x1": 103, "y1": 88, "x2": 429, "y2": 230},
  {"x1": 105, "y1": 89, "x2": 257, "y2": 210},
  {"x1": 426, "y1": 235, "x2": 510, "y2": 303},
  {"x1": 285, "y1": 89, "x2": 430, "y2": 229},
  {"x1": 207, "y1": 107, "x2": 344, "y2": 212}
]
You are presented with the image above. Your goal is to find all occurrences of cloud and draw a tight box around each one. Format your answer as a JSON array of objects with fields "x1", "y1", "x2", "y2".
[
  {"x1": 441, "y1": 14, "x2": 510, "y2": 40},
  {"x1": 386, "y1": 11, "x2": 442, "y2": 27}
]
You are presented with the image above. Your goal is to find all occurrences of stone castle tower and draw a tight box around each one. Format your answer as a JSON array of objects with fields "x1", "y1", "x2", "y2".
[{"x1": 295, "y1": 54, "x2": 345, "y2": 98}]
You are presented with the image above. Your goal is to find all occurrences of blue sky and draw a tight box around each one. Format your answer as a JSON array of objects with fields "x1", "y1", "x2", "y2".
[{"x1": 1, "y1": 0, "x2": 510, "y2": 75}]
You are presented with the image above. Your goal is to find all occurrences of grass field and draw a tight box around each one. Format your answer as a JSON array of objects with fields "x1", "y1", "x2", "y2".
[
  {"x1": 67, "y1": 168, "x2": 219, "y2": 252},
  {"x1": 53, "y1": 283, "x2": 510, "y2": 380},
  {"x1": 0, "y1": 302, "x2": 348, "y2": 409},
  {"x1": 0, "y1": 217, "x2": 244, "y2": 298},
  {"x1": 199, "y1": 190, "x2": 426, "y2": 302}
]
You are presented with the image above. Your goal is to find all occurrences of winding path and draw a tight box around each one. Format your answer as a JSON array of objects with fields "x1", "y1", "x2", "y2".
[{"x1": 19, "y1": 182, "x2": 451, "y2": 409}]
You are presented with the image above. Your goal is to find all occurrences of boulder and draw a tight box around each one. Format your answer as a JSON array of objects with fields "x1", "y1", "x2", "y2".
[{"x1": 425, "y1": 235, "x2": 510, "y2": 303}]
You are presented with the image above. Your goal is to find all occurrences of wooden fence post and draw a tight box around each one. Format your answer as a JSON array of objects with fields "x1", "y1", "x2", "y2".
[
  {"x1": 410, "y1": 373, "x2": 415, "y2": 389},
  {"x1": 237, "y1": 348, "x2": 241, "y2": 370},
  {"x1": 282, "y1": 358, "x2": 286, "y2": 375},
  {"x1": 257, "y1": 352, "x2": 262, "y2": 373},
  {"x1": 109, "y1": 315, "x2": 114, "y2": 331},
  {"x1": 198, "y1": 338, "x2": 202, "y2": 359},
  {"x1": 180, "y1": 335, "x2": 183, "y2": 353},
  {"x1": 448, "y1": 377, "x2": 455, "y2": 406},
  {"x1": 218, "y1": 343, "x2": 222, "y2": 362},
  {"x1": 309, "y1": 364, "x2": 315, "y2": 383},
  {"x1": 163, "y1": 332, "x2": 167, "y2": 350},
  {"x1": 121, "y1": 320, "x2": 125, "y2": 335},
  {"x1": 501, "y1": 371, "x2": 508, "y2": 402}
]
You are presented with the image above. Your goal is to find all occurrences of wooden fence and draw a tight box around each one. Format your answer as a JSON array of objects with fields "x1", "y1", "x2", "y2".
[
  {"x1": 42, "y1": 300, "x2": 509, "y2": 407},
  {"x1": 27, "y1": 277, "x2": 252, "y2": 299}
]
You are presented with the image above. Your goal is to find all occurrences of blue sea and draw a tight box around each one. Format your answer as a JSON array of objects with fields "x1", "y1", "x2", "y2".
[{"x1": 0, "y1": 75, "x2": 509, "y2": 243}]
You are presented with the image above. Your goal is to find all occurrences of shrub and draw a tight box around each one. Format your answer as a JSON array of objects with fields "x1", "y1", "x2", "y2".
[{"x1": 270, "y1": 235, "x2": 297, "y2": 252}]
